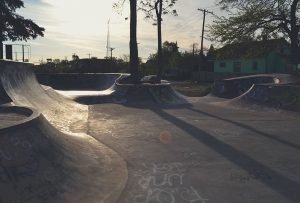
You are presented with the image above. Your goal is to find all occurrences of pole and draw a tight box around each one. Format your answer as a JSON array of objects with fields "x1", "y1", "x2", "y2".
[
  {"x1": 110, "y1": 47, "x2": 115, "y2": 71},
  {"x1": 0, "y1": 41, "x2": 3, "y2": 60},
  {"x1": 22, "y1": 45, "x2": 24, "y2": 62},
  {"x1": 192, "y1": 43, "x2": 195, "y2": 56},
  {"x1": 106, "y1": 19, "x2": 110, "y2": 58},
  {"x1": 110, "y1": 48, "x2": 115, "y2": 61},
  {"x1": 197, "y1": 8, "x2": 213, "y2": 74},
  {"x1": 200, "y1": 11, "x2": 206, "y2": 58}
]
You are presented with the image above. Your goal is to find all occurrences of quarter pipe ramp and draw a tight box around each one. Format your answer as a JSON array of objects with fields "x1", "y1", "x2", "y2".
[{"x1": 0, "y1": 60, "x2": 128, "y2": 203}]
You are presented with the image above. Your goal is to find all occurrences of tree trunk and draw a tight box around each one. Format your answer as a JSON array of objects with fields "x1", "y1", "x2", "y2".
[
  {"x1": 290, "y1": 34, "x2": 300, "y2": 64},
  {"x1": 290, "y1": 0, "x2": 300, "y2": 65},
  {"x1": 0, "y1": 24, "x2": 3, "y2": 59},
  {"x1": 129, "y1": 0, "x2": 139, "y2": 84},
  {"x1": 156, "y1": 0, "x2": 163, "y2": 83},
  {"x1": 157, "y1": 17, "x2": 163, "y2": 82},
  {"x1": 0, "y1": 40, "x2": 3, "y2": 60}
]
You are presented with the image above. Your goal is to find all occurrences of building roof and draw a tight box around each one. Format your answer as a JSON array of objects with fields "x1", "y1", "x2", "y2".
[{"x1": 215, "y1": 38, "x2": 289, "y2": 60}]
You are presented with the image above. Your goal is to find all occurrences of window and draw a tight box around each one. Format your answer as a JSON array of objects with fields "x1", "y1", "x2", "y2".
[
  {"x1": 253, "y1": 61, "x2": 258, "y2": 70},
  {"x1": 233, "y1": 62, "x2": 241, "y2": 72},
  {"x1": 220, "y1": 62, "x2": 226, "y2": 68}
]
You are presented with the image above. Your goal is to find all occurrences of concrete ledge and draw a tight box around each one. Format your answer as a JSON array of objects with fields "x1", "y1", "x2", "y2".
[{"x1": 0, "y1": 105, "x2": 40, "y2": 131}]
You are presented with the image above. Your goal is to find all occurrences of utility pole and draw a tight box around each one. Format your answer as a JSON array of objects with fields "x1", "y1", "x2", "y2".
[
  {"x1": 110, "y1": 47, "x2": 115, "y2": 72},
  {"x1": 87, "y1": 53, "x2": 91, "y2": 59},
  {"x1": 198, "y1": 8, "x2": 213, "y2": 57},
  {"x1": 22, "y1": 45, "x2": 25, "y2": 62},
  {"x1": 197, "y1": 8, "x2": 213, "y2": 73},
  {"x1": 0, "y1": 43, "x2": 3, "y2": 60},
  {"x1": 110, "y1": 48, "x2": 115, "y2": 61},
  {"x1": 192, "y1": 43, "x2": 195, "y2": 56},
  {"x1": 106, "y1": 19, "x2": 111, "y2": 59}
]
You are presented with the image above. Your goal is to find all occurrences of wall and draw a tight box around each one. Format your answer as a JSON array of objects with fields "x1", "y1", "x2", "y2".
[
  {"x1": 214, "y1": 58, "x2": 266, "y2": 73},
  {"x1": 192, "y1": 71, "x2": 251, "y2": 82},
  {"x1": 36, "y1": 73, "x2": 122, "y2": 90},
  {"x1": 266, "y1": 52, "x2": 293, "y2": 73}
]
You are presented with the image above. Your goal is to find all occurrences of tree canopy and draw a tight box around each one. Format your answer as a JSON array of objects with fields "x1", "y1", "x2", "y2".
[
  {"x1": 0, "y1": 0, "x2": 45, "y2": 59},
  {"x1": 209, "y1": 0, "x2": 300, "y2": 63},
  {"x1": 0, "y1": 0, "x2": 45, "y2": 42}
]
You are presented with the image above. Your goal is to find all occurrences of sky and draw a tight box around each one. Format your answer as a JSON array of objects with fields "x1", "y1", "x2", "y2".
[{"x1": 6, "y1": 0, "x2": 224, "y2": 63}]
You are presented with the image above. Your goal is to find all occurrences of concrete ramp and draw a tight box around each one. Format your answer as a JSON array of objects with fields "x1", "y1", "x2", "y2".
[
  {"x1": 54, "y1": 74, "x2": 189, "y2": 105},
  {"x1": 210, "y1": 74, "x2": 300, "y2": 99},
  {"x1": 73, "y1": 80, "x2": 189, "y2": 105},
  {"x1": 219, "y1": 84, "x2": 300, "y2": 113},
  {"x1": 0, "y1": 60, "x2": 128, "y2": 202},
  {"x1": 0, "y1": 83, "x2": 11, "y2": 104},
  {"x1": 0, "y1": 106, "x2": 127, "y2": 202}
]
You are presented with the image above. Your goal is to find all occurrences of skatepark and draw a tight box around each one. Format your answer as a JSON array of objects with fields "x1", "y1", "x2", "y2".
[{"x1": 1, "y1": 60, "x2": 300, "y2": 203}]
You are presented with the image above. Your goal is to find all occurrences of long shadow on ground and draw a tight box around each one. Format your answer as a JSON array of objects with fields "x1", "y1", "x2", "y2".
[
  {"x1": 186, "y1": 107, "x2": 300, "y2": 151},
  {"x1": 150, "y1": 107, "x2": 300, "y2": 202}
]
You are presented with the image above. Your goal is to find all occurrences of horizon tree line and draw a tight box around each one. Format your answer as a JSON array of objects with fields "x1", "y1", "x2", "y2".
[{"x1": 1, "y1": 0, "x2": 299, "y2": 81}]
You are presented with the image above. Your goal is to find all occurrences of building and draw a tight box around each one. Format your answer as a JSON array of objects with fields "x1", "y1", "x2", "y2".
[{"x1": 213, "y1": 39, "x2": 296, "y2": 74}]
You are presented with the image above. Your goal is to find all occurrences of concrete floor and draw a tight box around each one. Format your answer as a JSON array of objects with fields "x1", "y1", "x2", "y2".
[
  {"x1": 1, "y1": 61, "x2": 299, "y2": 202},
  {"x1": 88, "y1": 100, "x2": 300, "y2": 203}
]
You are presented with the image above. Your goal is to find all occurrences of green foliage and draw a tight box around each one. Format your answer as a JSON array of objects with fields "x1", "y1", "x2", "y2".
[
  {"x1": 209, "y1": 0, "x2": 300, "y2": 63},
  {"x1": 206, "y1": 45, "x2": 216, "y2": 60},
  {"x1": 0, "y1": 0, "x2": 45, "y2": 42},
  {"x1": 215, "y1": 38, "x2": 289, "y2": 59},
  {"x1": 142, "y1": 41, "x2": 204, "y2": 79}
]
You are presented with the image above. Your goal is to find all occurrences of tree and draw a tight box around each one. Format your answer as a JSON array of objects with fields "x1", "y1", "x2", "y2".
[
  {"x1": 53, "y1": 59, "x2": 60, "y2": 64},
  {"x1": 113, "y1": 0, "x2": 140, "y2": 83},
  {"x1": 72, "y1": 53, "x2": 79, "y2": 61},
  {"x1": 209, "y1": 0, "x2": 300, "y2": 64},
  {"x1": 139, "y1": 0, "x2": 178, "y2": 82},
  {"x1": 129, "y1": 0, "x2": 140, "y2": 83},
  {"x1": 206, "y1": 44, "x2": 216, "y2": 60},
  {"x1": 0, "y1": 0, "x2": 45, "y2": 59},
  {"x1": 143, "y1": 41, "x2": 181, "y2": 77},
  {"x1": 163, "y1": 41, "x2": 179, "y2": 52}
]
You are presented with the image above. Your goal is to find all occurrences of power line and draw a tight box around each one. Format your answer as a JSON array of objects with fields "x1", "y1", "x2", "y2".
[
  {"x1": 165, "y1": 8, "x2": 218, "y2": 42},
  {"x1": 165, "y1": 11, "x2": 201, "y2": 39}
]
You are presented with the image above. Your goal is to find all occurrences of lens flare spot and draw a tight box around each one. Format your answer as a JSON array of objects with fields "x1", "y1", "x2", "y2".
[{"x1": 159, "y1": 131, "x2": 172, "y2": 144}]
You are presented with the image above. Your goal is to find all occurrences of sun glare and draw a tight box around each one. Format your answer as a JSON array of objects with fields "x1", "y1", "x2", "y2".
[{"x1": 43, "y1": 0, "x2": 117, "y2": 36}]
